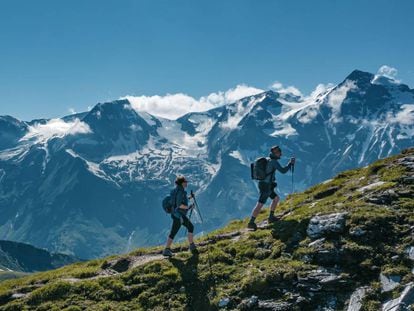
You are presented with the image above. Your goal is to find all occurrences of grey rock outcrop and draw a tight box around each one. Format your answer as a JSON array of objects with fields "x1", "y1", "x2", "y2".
[{"x1": 307, "y1": 213, "x2": 348, "y2": 239}]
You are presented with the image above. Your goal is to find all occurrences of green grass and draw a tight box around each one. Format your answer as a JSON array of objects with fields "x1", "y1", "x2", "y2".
[{"x1": 0, "y1": 148, "x2": 413, "y2": 310}]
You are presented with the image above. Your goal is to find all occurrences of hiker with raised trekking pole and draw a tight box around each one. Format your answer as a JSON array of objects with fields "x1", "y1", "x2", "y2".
[
  {"x1": 162, "y1": 176, "x2": 198, "y2": 257},
  {"x1": 248, "y1": 145, "x2": 295, "y2": 230}
]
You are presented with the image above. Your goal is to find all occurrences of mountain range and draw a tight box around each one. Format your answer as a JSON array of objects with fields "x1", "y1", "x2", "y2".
[{"x1": 0, "y1": 69, "x2": 413, "y2": 259}]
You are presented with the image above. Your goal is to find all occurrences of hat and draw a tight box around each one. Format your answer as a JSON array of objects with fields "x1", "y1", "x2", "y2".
[{"x1": 175, "y1": 175, "x2": 188, "y2": 185}]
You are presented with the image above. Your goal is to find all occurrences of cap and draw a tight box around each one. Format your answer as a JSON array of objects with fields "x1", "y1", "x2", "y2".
[{"x1": 175, "y1": 175, "x2": 188, "y2": 185}]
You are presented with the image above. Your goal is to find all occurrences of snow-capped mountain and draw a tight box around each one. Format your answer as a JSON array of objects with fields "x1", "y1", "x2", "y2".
[{"x1": 0, "y1": 70, "x2": 413, "y2": 259}]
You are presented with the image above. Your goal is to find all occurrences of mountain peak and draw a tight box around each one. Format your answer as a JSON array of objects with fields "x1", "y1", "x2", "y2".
[{"x1": 344, "y1": 69, "x2": 374, "y2": 85}]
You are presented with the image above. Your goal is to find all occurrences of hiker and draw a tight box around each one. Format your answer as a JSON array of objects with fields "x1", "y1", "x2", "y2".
[
  {"x1": 248, "y1": 145, "x2": 295, "y2": 230},
  {"x1": 163, "y1": 176, "x2": 197, "y2": 257}
]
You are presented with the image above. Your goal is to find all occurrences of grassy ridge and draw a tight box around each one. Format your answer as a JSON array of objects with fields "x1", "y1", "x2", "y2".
[{"x1": 0, "y1": 148, "x2": 413, "y2": 310}]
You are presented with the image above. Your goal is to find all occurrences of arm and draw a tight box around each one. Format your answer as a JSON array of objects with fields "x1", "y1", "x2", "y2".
[
  {"x1": 274, "y1": 160, "x2": 292, "y2": 174},
  {"x1": 178, "y1": 190, "x2": 190, "y2": 209}
]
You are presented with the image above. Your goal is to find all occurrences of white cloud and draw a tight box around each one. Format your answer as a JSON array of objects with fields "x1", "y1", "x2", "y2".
[
  {"x1": 21, "y1": 118, "x2": 92, "y2": 143},
  {"x1": 372, "y1": 65, "x2": 401, "y2": 84},
  {"x1": 270, "y1": 81, "x2": 302, "y2": 97},
  {"x1": 387, "y1": 104, "x2": 414, "y2": 125},
  {"x1": 68, "y1": 108, "x2": 76, "y2": 114},
  {"x1": 122, "y1": 84, "x2": 263, "y2": 120}
]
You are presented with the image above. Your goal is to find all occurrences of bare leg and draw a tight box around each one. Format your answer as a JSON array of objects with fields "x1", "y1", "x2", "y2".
[
  {"x1": 270, "y1": 196, "x2": 280, "y2": 212},
  {"x1": 165, "y1": 237, "x2": 173, "y2": 249},
  {"x1": 187, "y1": 232, "x2": 194, "y2": 244},
  {"x1": 251, "y1": 202, "x2": 264, "y2": 218}
]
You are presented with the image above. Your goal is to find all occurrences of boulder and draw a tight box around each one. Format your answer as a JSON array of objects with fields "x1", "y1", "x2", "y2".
[
  {"x1": 307, "y1": 212, "x2": 348, "y2": 239},
  {"x1": 382, "y1": 282, "x2": 414, "y2": 311},
  {"x1": 347, "y1": 287, "x2": 370, "y2": 311},
  {"x1": 380, "y1": 273, "x2": 401, "y2": 293},
  {"x1": 218, "y1": 297, "x2": 230, "y2": 308},
  {"x1": 406, "y1": 246, "x2": 414, "y2": 261}
]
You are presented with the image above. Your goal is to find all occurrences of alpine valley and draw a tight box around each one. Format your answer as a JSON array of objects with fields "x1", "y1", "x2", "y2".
[{"x1": 0, "y1": 70, "x2": 413, "y2": 259}]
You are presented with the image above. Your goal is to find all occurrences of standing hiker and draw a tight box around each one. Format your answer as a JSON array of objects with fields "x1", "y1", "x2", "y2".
[
  {"x1": 163, "y1": 176, "x2": 198, "y2": 257},
  {"x1": 248, "y1": 146, "x2": 295, "y2": 230}
]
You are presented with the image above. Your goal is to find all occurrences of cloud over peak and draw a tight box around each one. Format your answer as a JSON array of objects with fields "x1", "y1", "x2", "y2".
[{"x1": 122, "y1": 84, "x2": 263, "y2": 120}]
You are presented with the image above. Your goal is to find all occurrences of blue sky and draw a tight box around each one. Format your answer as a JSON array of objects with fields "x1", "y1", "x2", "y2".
[{"x1": 0, "y1": 0, "x2": 413, "y2": 120}]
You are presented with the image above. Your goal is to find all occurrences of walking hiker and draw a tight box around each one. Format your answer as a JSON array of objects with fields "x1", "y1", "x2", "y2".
[
  {"x1": 248, "y1": 146, "x2": 295, "y2": 230},
  {"x1": 163, "y1": 176, "x2": 198, "y2": 257}
]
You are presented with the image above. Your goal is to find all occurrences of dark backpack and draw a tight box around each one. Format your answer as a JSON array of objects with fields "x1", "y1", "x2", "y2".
[
  {"x1": 251, "y1": 157, "x2": 270, "y2": 180},
  {"x1": 162, "y1": 188, "x2": 178, "y2": 214}
]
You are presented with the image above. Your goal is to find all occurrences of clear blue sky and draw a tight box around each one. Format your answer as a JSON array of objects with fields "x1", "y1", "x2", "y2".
[{"x1": 0, "y1": 0, "x2": 413, "y2": 120}]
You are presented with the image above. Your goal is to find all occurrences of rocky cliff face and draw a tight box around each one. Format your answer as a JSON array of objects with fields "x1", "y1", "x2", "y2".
[{"x1": 0, "y1": 148, "x2": 413, "y2": 310}]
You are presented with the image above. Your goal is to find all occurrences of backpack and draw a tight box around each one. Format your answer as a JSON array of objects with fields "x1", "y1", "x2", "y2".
[
  {"x1": 162, "y1": 188, "x2": 178, "y2": 214},
  {"x1": 250, "y1": 157, "x2": 270, "y2": 180}
]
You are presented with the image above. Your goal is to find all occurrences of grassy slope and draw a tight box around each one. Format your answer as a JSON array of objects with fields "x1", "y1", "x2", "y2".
[{"x1": 0, "y1": 148, "x2": 413, "y2": 311}]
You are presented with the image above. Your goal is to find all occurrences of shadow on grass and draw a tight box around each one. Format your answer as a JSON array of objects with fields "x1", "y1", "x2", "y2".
[{"x1": 169, "y1": 253, "x2": 215, "y2": 311}]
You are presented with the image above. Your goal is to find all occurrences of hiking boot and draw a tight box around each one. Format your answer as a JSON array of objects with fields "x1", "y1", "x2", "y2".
[
  {"x1": 247, "y1": 221, "x2": 257, "y2": 231},
  {"x1": 189, "y1": 243, "x2": 198, "y2": 254},
  {"x1": 162, "y1": 248, "x2": 173, "y2": 257},
  {"x1": 268, "y1": 214, "x2": 279, "y2": 223}
]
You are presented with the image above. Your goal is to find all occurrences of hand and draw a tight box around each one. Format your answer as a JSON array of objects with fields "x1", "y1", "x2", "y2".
[{"x1": 290, "y1": 157, "x2": 296, "y2": 165}]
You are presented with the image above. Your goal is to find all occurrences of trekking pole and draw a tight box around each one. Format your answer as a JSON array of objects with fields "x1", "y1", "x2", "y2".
[{"x1": 190, "y1": 190, "x2": 204, "y2": 223}]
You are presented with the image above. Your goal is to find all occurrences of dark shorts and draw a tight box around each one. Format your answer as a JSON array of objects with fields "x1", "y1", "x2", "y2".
[
  {"x1": 169, "y1": 214, "x2": 194, "y2": 239},
  {"x1": 258, "y1": 181, "x2": 279, "y2": 204}
]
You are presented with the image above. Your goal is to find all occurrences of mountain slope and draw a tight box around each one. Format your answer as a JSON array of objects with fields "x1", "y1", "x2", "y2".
[
  {"x1": 0, "y1": 69, "x2": 413, "y2": 259},
  {"x1": 0, "y1": 148, "x2": 413, "y2": 310}
]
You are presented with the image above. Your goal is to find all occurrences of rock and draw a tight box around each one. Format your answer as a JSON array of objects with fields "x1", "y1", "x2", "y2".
[
  {"x1": 111, "y1": 257, "x2": 131, "y2": 273},
  {"x1": 308, "y1": 238, "x2": 326, "y2": 248},
  {"x1": 347, "y1": 287, "x2": 370, "y2": 311},
  {"x1": 382, "y1": 282, "x2": 414, "y2": 311},
  {"x1": 366, "y1": 190, "x2": 398, "y2": 205},
  {"x1": 297, "y1": 270, "x2": 345, "y2": 292},
  {"x1": 406, "y1": 246, "x2": 414, "y2": 260},
  {"x1": 307, "y1": 212, "x2": 348, "y2": 239},
  {"x1": 400, "y1": 176, "x2": 414, "y2": 185},
  {"x1": 11, "y1": 293, "x2": 27, "y2": 299},
  {"x1": 380, "y1": 273, "x2": 401, "y2": 292},
  {"x1": 349, "y1": 226, "x2": 367, "y2": 237},
  {"x1": 218, "y1": 297, "x2": 230, "y2": 308},
  {"x1": 314, "y1": 186, "x2": 340, "y2": 199},
  {"x1": 239, "y1": 295, "x2": 259, "y2": 310},
  {"x1": 257, "y1": 300, "x2": 293, "y2": 310},
  {"x1": 357, "y1": 181, "x2": 386, "y2": 193}
]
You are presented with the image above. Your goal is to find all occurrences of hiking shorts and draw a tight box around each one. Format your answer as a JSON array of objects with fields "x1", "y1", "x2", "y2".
[
  {"x1": 169, "y1": 214, "x2": 194, "y2": 239},
  {"x1": 258, "y1": 181, "x2": 278, "y2": 204}
]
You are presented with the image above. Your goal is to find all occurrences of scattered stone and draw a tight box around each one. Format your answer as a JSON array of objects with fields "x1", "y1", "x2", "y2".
[
  {"x1": 110, "y1": 258, "x2": 131, "y2": 273},
  {"x1": 297, "y1": 270, "x2": 345, "y2": 292},
  {"x1": 366, "y1": 190, "x2": 399, "y2": 205},
  {"x1": 382, "y1": 282, "x2": 414, "y2": 311},
  {"x1": 218, "y1": 297, "x2": 230, "y2": 308},
  {"x1": 239, "y1": 295, "x2": 259, "y2": 309},
  {"x1": 347, "y1": 287, "x2": 370, "y2": 311},
  {"x1": 314, "y1": 186, "x2": 340, "y2": 199},
  {"x1": 380, "y1": 273, "x2": 401, "y2": 292},
  {"x1": 258, "y1": 300, "x2": 293, "y2": 310},
  {"x1": 11, "y1": 293, "x2": 27, "y2": 299},
  {"x1": 349, "y1": 227, "x2": 367, "y2": 237},
  {"x1": 406, "y1": 247, "x2": 414, "y2": 260},
  {"x1": 391, "y1": 255, "x2": 399, "y2": 261},
  {"x1": 307, "y1": 212, "x2": 348, "y2": 239},
  {"x1": 357, "y1": 181, "x2": 386, "y2": 193},
  {"x1": 308, "y1": 238, "x2": 325, "y2": 248},
  {"x1": 400, "y1": 176, "x2": 414, "y2": 185}
]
